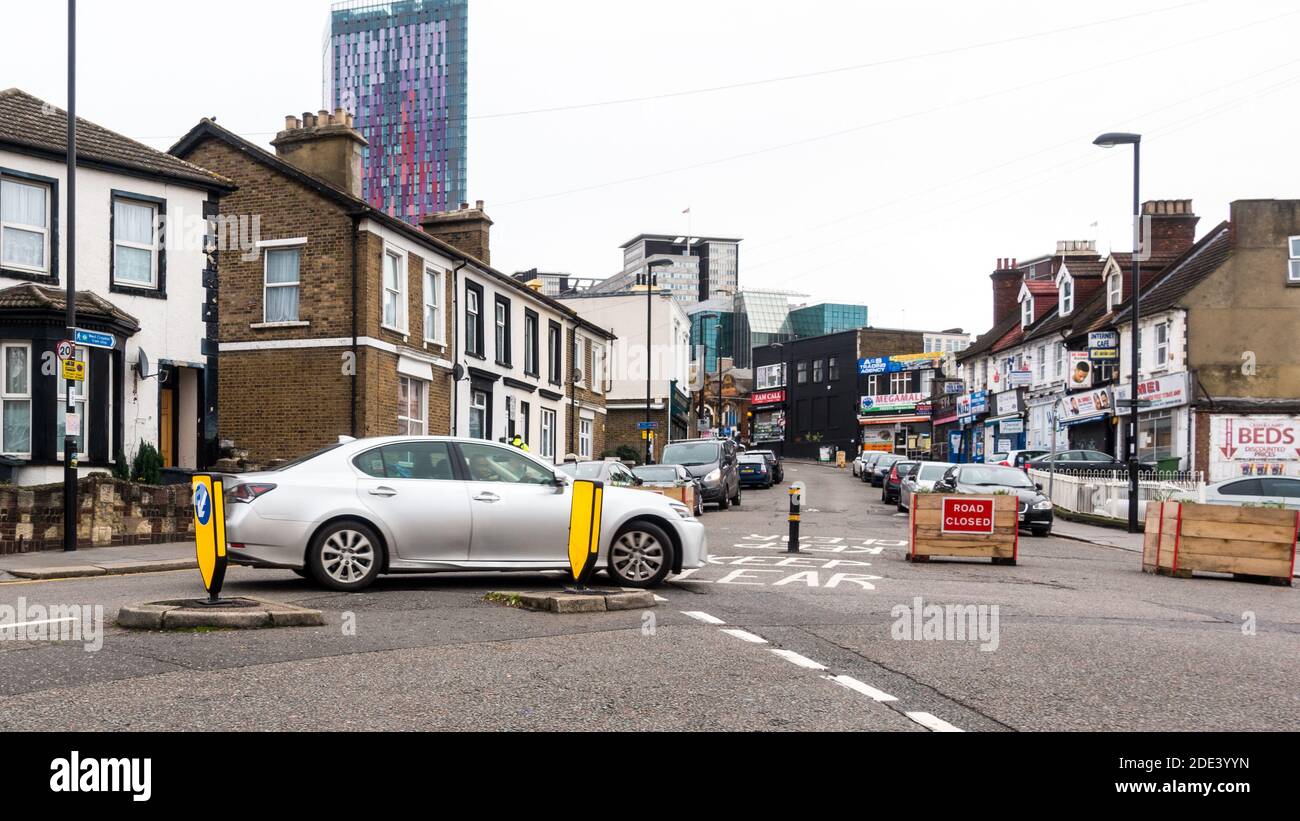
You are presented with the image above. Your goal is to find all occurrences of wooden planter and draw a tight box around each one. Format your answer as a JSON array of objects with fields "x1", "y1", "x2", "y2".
[
  {"x1": 907, "y1": 493, "x2": 1019, "y2": 565},
  {"x1": 1143, "y1": 501, "x2": 1298, "y2": 585},
  {"x1": 639, "y1": 484, "x2": 698, "y2": 515}
]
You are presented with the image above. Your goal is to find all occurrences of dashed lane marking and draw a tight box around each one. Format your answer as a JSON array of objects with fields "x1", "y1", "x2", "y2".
[
  {"x1": 905, "y1": 711, "x2": 965, "y2": 732},
  {"x1": 720, "y1": 628, "x2": 768, "y2": 644},
  {"x1": 823, "y1": 674, "x2": 898, "y2": 703},
  {"x1": 681, "y1": 610, "x2": 725, "y2": 625},
  {"x1": 769, "y1": 649, "x2": 828, "y2": 670}
]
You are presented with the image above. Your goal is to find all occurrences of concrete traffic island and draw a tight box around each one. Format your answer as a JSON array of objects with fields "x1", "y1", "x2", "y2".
[
  {"x1": 485, "y1": 589, "x2": 657, "y2": 614},
  {"x1": 117, "y1": 597, "x2": 326, "y2": 630}
]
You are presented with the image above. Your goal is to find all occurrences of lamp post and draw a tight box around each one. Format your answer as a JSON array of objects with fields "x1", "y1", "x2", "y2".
[
  {"x1": 1093, "y1": 131, "x2": 1142, "y2": 533},
  {"x1": 63, "y1": 0, "x2": 78, "y2": 551},
  {"x1": 640, "y1": 258, "x2": 672, "y2": 464}
]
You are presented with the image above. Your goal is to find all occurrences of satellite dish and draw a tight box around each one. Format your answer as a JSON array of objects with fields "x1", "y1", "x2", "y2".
[
  {"x1": 136, "y1": 348, "x2": 150, "y2": 378},
  {"x1": 572, "y1": 367, "x2": 583, "y2": 383},
  {"x1": 453, "y1": 363, "x2": 466, "y2": 381}
]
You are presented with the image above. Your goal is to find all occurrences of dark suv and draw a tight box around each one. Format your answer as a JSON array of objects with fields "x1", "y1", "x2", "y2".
[{"x1": 661, "y1": 439, "x2": 742, "y2": 510}]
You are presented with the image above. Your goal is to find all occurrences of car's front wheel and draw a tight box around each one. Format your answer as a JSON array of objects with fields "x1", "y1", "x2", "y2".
[
  {"x1": 307, "y1": 520, "x2": 384, "y2": 591},
  {"x1": 1031, "y1": 525, "x2": 1052, "y2": 538},
  {"x1": 607, "y1": 521, "x2": 673, "y2": 587}
]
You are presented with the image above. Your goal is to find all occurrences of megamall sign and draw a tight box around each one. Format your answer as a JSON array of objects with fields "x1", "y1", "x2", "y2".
[
  {"x1": 859, "y1": 392, "x2": 926, "y2": 414},
  {"x1": 940, "y1": 497, "x2": 996, "y2": 534}
]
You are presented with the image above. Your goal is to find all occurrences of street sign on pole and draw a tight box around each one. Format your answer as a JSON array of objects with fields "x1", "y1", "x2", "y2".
[
  {"x1": 56, "y1": 340, "x2": 74, "y2": 360},
  {"x1": 73, "y1": 329, "x2": 114, "y2": 350},
  {"x1": 61, "y1": 359, "x2": 85, "y2": 381}
]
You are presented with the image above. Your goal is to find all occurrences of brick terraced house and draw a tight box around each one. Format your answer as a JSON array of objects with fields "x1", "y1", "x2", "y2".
[{"x1": 171, "y1": 110, "x2": 611, "y2": 464}]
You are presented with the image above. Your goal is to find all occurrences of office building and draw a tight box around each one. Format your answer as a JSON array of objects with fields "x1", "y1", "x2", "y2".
[{"x1": 591, "y1": 234, "x2": 741, "y2": 306}]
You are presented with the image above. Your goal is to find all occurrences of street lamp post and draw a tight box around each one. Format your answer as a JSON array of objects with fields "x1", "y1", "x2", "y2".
[
  {"x1": 1093, "y1": 131, "x2": 1142, "y2": 533},
  {"x1": 63, "y1": 0, "x2": 78, "y2": 552},
  {"x1": 641, "y1": 259, "x2": 672, "y2": 464}
]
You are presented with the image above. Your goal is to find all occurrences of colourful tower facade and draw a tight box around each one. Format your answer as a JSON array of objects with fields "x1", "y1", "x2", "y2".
[{"x1": 323, "y1": 0, "x2": 468, "y2": 222}]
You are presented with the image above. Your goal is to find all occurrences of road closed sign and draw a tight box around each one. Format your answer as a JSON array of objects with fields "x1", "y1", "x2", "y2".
[{"x1": 940, "y1": 497, "x2": 996, "y2": 534}]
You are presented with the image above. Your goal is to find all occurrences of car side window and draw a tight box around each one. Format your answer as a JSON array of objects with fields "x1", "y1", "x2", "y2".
[
  {"x1": 609, "y1": 464, "x2": 635, "y2": 486},
  {"x1": 353, "y1": 442, "x2": 454, "y2": 480},
  {"x1": 460, "y1": 443, "x2": 554, "y2": 485},
  {"x1": 1260, "y1": 478, "x2": 1300, "y2": 498},
  {"x1": 1219, "y1": 479, "x2": 1262, "y2": 496}
]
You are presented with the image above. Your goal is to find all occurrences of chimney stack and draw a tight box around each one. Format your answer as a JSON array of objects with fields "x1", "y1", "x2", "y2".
[
  {"x1": 270, "y1": 108, "x2": 368, "y2": 198},
  {"x1": 989, "y1": 258, "x2": 1023, "y2": 327},
  {"x1": 421, "y1": 200, "x2": 494, "y2": 265},
  {"x1": 1142, "y1": 199, "x2": 1198, "y2": 259}
]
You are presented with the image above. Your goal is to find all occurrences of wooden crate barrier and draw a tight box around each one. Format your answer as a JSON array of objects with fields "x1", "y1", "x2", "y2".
[
  {"x1": 639, "y1": 485, "x2": 698, "y2": 515},
  {"x1": 907, "y1": 494, "x2": 1019, "y2": 565},
  {"x1": 1143, "y1": 500, "x2": 1298, "y2": 585}
]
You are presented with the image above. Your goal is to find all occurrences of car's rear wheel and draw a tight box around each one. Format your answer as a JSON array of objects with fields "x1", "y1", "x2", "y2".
[
  {"x1": 607, "y1": 521, "x2": 673, "y2": 588},
  {"x1": 307, "y1": 520, "x2": 384, "y2": 591},
  {"x1": 731, "y1": 487, "x2": 742, "y2": 507}
]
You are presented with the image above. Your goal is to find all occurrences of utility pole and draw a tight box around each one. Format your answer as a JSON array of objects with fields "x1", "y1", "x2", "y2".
[{"x1": 63, "y1": 0, "x2": 78, "y2": 552}]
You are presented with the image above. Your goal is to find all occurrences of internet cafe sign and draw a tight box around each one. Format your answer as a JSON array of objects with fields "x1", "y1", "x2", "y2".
[
  {"x1": 1115, "y1": 371, "x2": 1189, "y2": 415},
  {"x1": 859, "y1": 392, "x2": 926, "y2": 415},
  {"x1": 858, "y1": 352, "x2": 944, "y2": 375}
]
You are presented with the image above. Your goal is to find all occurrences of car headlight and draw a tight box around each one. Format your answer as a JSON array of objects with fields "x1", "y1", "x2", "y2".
[
  {"x1": 1033, "y1": 500, "x2": 1053, "y2": 510},
  {"x1": 705, "y1": 468, "x2": 721, "y2": 482},
  {"x1": 670, "y1": 502, "x2": 692, "y2": 519}
]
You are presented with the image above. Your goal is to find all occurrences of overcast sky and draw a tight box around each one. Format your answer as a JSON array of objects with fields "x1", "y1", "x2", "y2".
[{"x1": 5, "y1": 0, "x2": 1299, "y2": 334}]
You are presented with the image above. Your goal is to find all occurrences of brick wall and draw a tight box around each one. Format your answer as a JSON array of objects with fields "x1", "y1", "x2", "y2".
[
  {"x1": 0, "y1": 475, "x2": 194, "y2": 554},
  {"x1": 221, "y1": 347, "x2": 354, "y2": 462},
  {"x1": 565, "y1": 327, "x2": 610, "y2": 458},
  {"x1": 605, "y1": 406, "x2": 671, "y2": 463}
]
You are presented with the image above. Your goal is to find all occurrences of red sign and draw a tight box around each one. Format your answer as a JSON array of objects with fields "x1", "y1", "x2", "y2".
[
  {"x1": 940, "y1": 497, "x2": 996, "y2": 534},
  {"x1": 751, "y1": 389, "x2": 786, "y2": 405}
]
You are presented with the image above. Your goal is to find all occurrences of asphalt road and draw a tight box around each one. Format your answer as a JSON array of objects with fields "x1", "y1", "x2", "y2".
[{"x1": 0, "y1": 461, "x2": 1296, "y2": 731}]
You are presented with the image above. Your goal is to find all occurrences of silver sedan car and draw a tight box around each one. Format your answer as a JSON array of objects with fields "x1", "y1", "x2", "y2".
[{"x1": 222, "y1": 436, "x2": 708, "y2": 591}]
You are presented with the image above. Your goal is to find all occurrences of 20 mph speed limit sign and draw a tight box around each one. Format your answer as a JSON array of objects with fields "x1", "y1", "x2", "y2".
[{"x1": 57, "y1": 340, "x2": 74, "y2": 360}]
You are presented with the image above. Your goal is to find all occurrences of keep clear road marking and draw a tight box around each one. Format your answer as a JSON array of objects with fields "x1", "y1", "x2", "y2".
[
  {"x1": 905, "y1": 711, "x2": 965, "y2": 732},
  {"x1": 681, "y1": 610, "x2": 725, "y2": 625},
  {"x1": 720, "y1": 628, "x2": 768, "y2": 644},
  {"x1": 823, "y1": 674, "x2": 898, "y2": 703},
  {"x1": 769, "y1": 649, "x2": 827, "y2": 670}
]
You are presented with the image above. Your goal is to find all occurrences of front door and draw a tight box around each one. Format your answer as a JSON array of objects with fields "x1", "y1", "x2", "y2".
[
  {"x1": 158, "y1": 383, "x2": 174, "y2": 468},
  {"x1": 353, "y1": 441, "x2": 472, "y2": 562},
  {"x1": 457, "y1": 441, "x2": 569, "y2": 563}
]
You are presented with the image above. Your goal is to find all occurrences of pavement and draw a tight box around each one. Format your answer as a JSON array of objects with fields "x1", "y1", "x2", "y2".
[
  {"x1": 0, "y1": 460, "x2": 1295, "y2": 731},
  {"x1": 1051, "y1": 519, "x2": 1144, "y2": 552},
  {"x1": 0, "y1": 542, "x2": 196, "y2": 580}
]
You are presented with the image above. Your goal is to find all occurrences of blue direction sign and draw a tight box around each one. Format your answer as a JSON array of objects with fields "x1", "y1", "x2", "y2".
[
  {"x1": 636, "y1": 421, "x2": 659, "y2": 430},
  {"x1": 73, "y1": 329, "x2": 114, "y2": 350}
]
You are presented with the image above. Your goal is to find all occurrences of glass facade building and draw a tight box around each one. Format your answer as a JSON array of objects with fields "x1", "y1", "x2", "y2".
[
  {"x1": 323, "y1": 0, "x2": 468, "y2": 223},
  {"x1": 789, "y1": 303, "x2": 868, "y2": 338},
  {"x1": 688, "y1": 300, "x2": 735, "y2": 372}
]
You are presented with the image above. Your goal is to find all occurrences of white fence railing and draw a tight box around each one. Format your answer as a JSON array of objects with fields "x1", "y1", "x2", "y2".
[{"x1": 1027, "y1": 468, "x2": 1206, "y2": 520}]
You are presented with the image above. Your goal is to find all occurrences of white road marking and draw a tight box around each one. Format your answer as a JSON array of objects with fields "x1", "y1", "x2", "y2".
[
  {"x1": 720, "y1": 628, "x2": 768, "y2": 644},
  {"x1": 769, "y1": 649, "x2": 827, "y2": 670},
  {"x1": 681, "y1": 610, "x2": 725, "y2": 625},
  {"x1": 905, "y1": 711, "x2": 965, "y2": 732},
  {"x1": 823, "y1": 674, "x2": 897, "y2": 702},
  {"x1": 0, "y1": 617, "x2": 77, "y2": 631},
  {"x1": 653, "y1": 595, "x2": 668, "y2": 602}
]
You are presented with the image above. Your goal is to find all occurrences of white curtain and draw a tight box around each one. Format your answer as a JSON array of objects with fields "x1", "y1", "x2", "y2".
[
  {"x1": 114, "y1": 245, "x2": 152, "y2": 283},
  {"x1": 265, "y1": 249, "x2": 299, "y2": 322},
  {"x1": 2, "y1": 400, "x2": 30, "y2": 454},
  {"x1": 5, "y1": 346, "x2": 27, "y2": 394},
  {"x1": 113, "y1": 200, "x2": 153, "y2": 244},
  {"x1": 1, "y1": 179, "x2": 46, "y2": 226}
]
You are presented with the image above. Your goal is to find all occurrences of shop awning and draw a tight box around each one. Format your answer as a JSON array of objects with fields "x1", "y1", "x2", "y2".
[
  {"x1": 859, "y1": 414, "x2": 929, "y2": 425},
  {"x1": 984, "y1": 413, "x2": 1023, "y2": 425}
]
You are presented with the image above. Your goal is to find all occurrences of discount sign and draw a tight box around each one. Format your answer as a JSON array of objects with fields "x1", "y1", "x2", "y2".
[{"x1": 940, "y1": 497, "x2": 996, "y2": 534}]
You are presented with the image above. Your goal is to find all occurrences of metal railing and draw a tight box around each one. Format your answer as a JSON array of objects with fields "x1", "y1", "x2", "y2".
[{"x1": 1027, "y1": 468, "x2": 1205, "y2": 520}]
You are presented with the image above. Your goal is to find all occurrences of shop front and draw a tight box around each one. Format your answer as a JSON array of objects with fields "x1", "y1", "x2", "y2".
[
  {"x1": 749, "y1": 388, "x2": 787, "y2": 454},
  {"x1": 1061, "y1": 386, "x2": 1115, "y2": 453},
  {"x1": 858, "y1": 392, "x2": 931, "y2": 458},
  {"x1": 1116, "y1": 371, "x2": 1190, "y2": 471},
  {"x1": 954, "y1": 390, "x2": 989, "y2": 462},
  {"x1": 930, "y1": 392, "x2": 961, "y2": 461},
  {"x1": 985, "y1": 388, "x2": 1026, "y2": 456}
]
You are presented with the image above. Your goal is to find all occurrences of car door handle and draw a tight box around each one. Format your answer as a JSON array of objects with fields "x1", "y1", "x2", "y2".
[
  {"x1": 368, "y1": 486, "x2": 398, "y2": 497},
  {"x1": 473, "y1": 492, "x2": 500, "y2": 503}
]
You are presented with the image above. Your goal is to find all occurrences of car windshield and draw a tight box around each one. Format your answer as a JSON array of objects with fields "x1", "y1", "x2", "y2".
[
  {"x1": 740, "y1": 454, "x2": 767, "y2": 464},
  {"x1": 557, "y1": 462, "x2": 604, "y2": 479},
  {"x1": 894, "y1": 462, "x2": 917, "y2": 475},
  {"x1": 877, "y1": 455, "x2": 901, "y2": 465},
  {"x1": 918, "y1": 464, "x2": 951, "y2": 480},
  {"x1": 749, "y1": 451, "x2": 775, "y2": 459},
  {"x1": 274, "y1": 442, "x2": 345, "y2": 471},
  {"x1": 960, "y1": 465, "x2": 1036, "y2": 488},
  {"x1": 662, "y1": 442, "x2": 719, "y2": 466},
  {"x1": 634, "y1": 466, "x2": 679, "y2": 482}
]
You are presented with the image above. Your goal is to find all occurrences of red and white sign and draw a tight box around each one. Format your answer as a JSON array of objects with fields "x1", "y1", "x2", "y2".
[
  {"x1": 750, "y1": 389, "x2": 785, "y2": 405},
  {"x1": 1210, "y1": 414, "x2": 1300, "y2": 479},
  {"x1": 940, "y1": 497, "x2": 996, "y2": 534},
  {"x1": 56, "y1": 340, "x2": 74, "y2": 361}
]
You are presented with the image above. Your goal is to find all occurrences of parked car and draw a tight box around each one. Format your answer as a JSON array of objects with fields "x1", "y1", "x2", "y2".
[
  {"x1": 898, "y1": 461, "x2": 957, "y2": 512},
  {"x1": 632, "y1": 464, "x2": 705, "y2": 516},
  {"x1": 932, "y1": 463, "x2": 1054, "y2": 536},
  {"x1": 867, "y1": 453, "x2": 906, "y2": 487},
  {"x1": 738, "y1": 453, "x2": 774, "y2": 488},
  {"x1": 746, "y1": 449, "x2": 783, "y2": 482},
  {"x1": 988, "y1": 449, "x2": 1048, "y2": 469},
  {"x1": 881, "y1": 460, "x2": 917, "y2": 505},
  {"x1": 858, "y1": 452, "x2": 885, "y2": 483},
  {"x1": 222, "y1": 436, "x2": 707, "y2": 591},
  {"x1": 1173, "y1": 475, "x2": 1300, "y2": 511},
  {"x1": 558, "y1": 459, "x2": 642, "y2": 487},
  {"x1": 852, "y1": 453, "x2": 866, "y2": 477},
  {"x1": 661, "y1": 439, "x2": 742, "y2": 510},
  {"x1": 1024, "y1": 449, "x2": 1156, "y2": 476}
]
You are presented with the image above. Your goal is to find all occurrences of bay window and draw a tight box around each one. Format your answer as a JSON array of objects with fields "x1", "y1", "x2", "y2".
[{"x1": 1, "y1": 343, "x2": 31, "y2": 456}]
